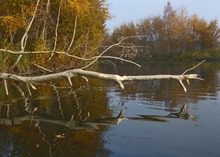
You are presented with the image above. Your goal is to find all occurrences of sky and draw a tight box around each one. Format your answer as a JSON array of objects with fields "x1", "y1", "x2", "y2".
[{"x1": 105, "y1": 0, "x2": 220, "y2": 32}]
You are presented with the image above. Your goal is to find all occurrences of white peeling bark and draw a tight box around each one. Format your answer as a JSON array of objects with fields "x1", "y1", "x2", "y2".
[{"x1": 0, "y1": 68, "x2": 203, "y2": 94}]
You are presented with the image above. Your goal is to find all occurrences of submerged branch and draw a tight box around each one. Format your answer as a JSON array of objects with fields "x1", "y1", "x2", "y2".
[{"x1": 0, "y1": 104, "x2": 197, "y2": 129}]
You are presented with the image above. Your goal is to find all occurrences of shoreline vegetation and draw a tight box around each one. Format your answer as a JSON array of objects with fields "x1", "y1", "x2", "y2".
[
  {"x1": 137, "y1": 47, "x2": 220, "y2": 63},
  {"x1": 105, "y1": 2, "x2": 220, "y2": 64}
]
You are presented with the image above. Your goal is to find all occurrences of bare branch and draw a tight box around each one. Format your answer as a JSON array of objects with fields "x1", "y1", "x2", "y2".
[
  {"x1": 66, "y1": 16, "x2": 78, "y2": 52},
  {"x1": 81, "y1": 36, "x2": 146, "y2": 68},
  {"x1": 27, "y1": 83, "x2": 32, "y2": 96},
  {"x1": 53, "y1": 1, "x2": 61, "y2": 51},
  {"x1": 4, "y1": 80, "x2": 9, "y2": 95},
  {"x1": 99, "y1": 56, "x2": 141, "y2": 67},
  {"x1": 182, "y1": 60, "x2": 206, "y2": 75},
  {"x1": 0, "y1": 61, "x2": 204, "y2": 94},
  {"x1": 1, "y1": 35, "x2": 146, "y2": 69},
  {"x1": 29, "y1": 82, "x2": 37, "y2": 90},
  {"x1": 32, "y1": 63, "x2": 53, "y2": 73},
  {"x1": 49, "y1": 0, "x2": 61, "y2": 60},
  {"x1": 42, "y1": 0, "x2": 50, "y2": 42},
  {"x1": 5, "y1": 32, "x2": 15, "y2": 50},
  {"x1": 179, "y1": 80, "x2": 187, "y2": 92},
  {"x1": 67, "y1": 76, "x2": 73, "y2": 86},
  {"x1": 0, "y1": 48, "x2": 141, "y2": 68}
]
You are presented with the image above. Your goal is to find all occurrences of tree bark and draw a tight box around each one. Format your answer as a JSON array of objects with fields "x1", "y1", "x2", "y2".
[{"x1": 0, "y1": 64, "x2": 203, "y2": 94}]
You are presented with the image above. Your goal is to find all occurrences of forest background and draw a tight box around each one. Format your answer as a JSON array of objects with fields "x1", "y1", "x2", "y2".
[
  {"x1": 0, "y1": 0, "x2": 220, "y2": 76},
  {"x1": 106, "y1": 1, "x2": 220, "y2": 61}
]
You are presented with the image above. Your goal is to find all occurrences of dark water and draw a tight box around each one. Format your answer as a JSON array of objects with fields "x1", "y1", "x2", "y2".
[{"x1": 0, "y1": 61, "x2": 220, "y2": 157}]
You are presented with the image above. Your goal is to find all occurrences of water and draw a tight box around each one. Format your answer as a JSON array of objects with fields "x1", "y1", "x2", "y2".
[{"x1": 0, "y1": 61, "x2": 220, "y2": 157}]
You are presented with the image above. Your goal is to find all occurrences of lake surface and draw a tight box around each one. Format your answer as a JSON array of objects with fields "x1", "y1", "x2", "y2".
[{"x1": 0, "y1": 61, "x2": 220, "y2": 157}]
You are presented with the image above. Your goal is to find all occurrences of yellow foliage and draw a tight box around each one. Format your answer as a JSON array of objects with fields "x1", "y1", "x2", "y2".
[
  {"x1": 0, "y1": 15, "x2": 25, "y2": 33},
  {"x1": 67, "y1": 0, "x2": 90, "y2": 14}
]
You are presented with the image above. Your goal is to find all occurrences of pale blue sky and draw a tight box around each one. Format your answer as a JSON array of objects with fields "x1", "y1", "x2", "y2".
[{"x1": 106, "y1": 0, "x2": 220, "y2": 32}]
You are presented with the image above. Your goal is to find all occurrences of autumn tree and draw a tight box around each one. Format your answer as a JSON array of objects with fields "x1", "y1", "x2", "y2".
[
  {"x1": 0, "y1": 0, "x2": 110, "y2": 72},
  {"x1": 136, "y1": 18, "x2": 152, "y2": 55},
  {"x1": 189, "y1": 15, "x2": 220, "y2": 51},
  {"x1": 108, "y1": 2, "x2": 220, "y2": 58}
]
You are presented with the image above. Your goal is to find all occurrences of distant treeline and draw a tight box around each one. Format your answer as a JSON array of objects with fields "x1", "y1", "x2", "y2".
[{"x1": 105, "y1": 2, "x2": 220, "y2": 59}]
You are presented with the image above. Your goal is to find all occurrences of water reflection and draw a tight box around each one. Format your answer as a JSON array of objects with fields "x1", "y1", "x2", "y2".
[
  {"x1": 0, "y1": 104, "x2": 197, "y2": 129},
  {"x1": 0, "y1": 62, "x2": 220, "y2": 156},
  {"x1": 100, "y1": 62, "x2": 219, "y2": 106},
  {"x1": 0, "y1": 80, "x2": 112, "y2": 157}
]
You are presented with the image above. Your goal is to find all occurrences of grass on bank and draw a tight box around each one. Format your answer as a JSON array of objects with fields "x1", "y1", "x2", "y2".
[{"x1": 143, "y1": 48, "x2": 220, "y2": 62}]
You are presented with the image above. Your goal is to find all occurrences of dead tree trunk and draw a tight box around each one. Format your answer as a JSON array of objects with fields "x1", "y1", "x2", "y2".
[{"x1": 0, "y1": 61, "x2": 204, "y2": 95}]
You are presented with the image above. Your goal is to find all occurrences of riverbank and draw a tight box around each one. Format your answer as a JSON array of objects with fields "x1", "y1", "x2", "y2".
[{"x1": 136, "y1": 48, "x2": 220, "y2": 63}]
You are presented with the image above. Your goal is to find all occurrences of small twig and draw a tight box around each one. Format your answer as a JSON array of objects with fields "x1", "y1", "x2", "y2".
[
  {"x1": 29, "y1": 82, "x2": 37, "y2": 90},
  {"x1": 11, "y1": 82, "x2": 25, "y2": 97},
  {"x1": 179, "y1": 80, "x2": 187, "y2": 92},
  {"x1": 27, "y1": 83, "x2": 32, "y2": 96},
  {"x1": 9, "y1": 54, "x2": 23, "y2": 70},
  {"x1": 81, "y1": 76, "x2": 88, "y2": 82},
  {"x1": 83, "y1": 112, "x2": 90, "y2": 121},
  {"x1": 67, "y1": 76, "x2": 73, "y2": 86},
  {"x1": 100, "y1": 56, "x2": 141, "y2": 67},
  {"x1": 49, "y1": 0, "x2": 61, "y2": 61},
  {"x1": 66, "y1": 16, "x2": 78, "y2": 52},
  {"x1": 5, "y1": 33, "x2": 15, "y2": 50},
  {"x1": 4, "y1": 79, "x2": 9, "y2": 95},
  {"x1": 182, "y1": 60, "x2": 206, "y2": 75},
  {"x1": 32, "y1": 63, "x2": 53, "y2": 73}
]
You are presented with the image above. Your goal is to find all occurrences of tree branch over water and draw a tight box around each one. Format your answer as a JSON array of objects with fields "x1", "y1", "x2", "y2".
[{"x1": 0, "y1": 60, "x2": 204, "y2": 95}]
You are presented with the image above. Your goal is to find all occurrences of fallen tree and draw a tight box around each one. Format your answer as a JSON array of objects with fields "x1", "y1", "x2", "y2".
[{"x1": 0, "y1": 60, "x2": 204, "y2": 95}]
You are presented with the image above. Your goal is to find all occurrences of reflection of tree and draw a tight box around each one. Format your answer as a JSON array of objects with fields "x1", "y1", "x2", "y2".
[
  {"x1": 0, "y1": 92, "x2": 197, "y2": 157},
  {"x1": 0, "y1": 79, "x2": 112, "y2": 157},
  {"x1": 1, "y1": 121, "x2": 110, "y2": 157},
  {"x1": 0, "y1": 104, "x2": 197, "y2": 127}
]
